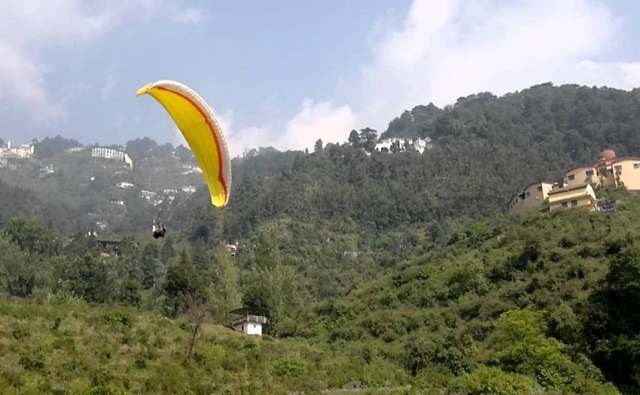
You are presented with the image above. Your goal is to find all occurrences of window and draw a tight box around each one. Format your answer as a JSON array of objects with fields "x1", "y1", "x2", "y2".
[
  {"x1": 634, "y1": 163, "x2": 640, "y2": 169},
  {"x1": 586, "y1": 170, "x2": 594, "y2": 177},
  {"x1": 561, "y1": 202, "x2": 568, "y2": 208},
  {"x1": 570, "y1": 200, "x2": 578, "y2": 207},
  {"x1": 567, "y1": 174, "x2": 575, "y2": 181},
  {"x1": 537, "y1": 186, "x2": 542, "y2": 192}
]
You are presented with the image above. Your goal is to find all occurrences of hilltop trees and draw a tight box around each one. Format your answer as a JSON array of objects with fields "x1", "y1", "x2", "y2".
[
  {"x1": 4, "y1": 217, "x2": 61, "y2": 256},
  {"x1": 35, "y1": 135, "x2": 80, "y2": 159}
]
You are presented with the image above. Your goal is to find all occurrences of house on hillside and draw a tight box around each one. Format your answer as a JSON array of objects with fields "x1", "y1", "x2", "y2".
[
  {"x1": 91, "y1": 146, "x2": 133, "y2": 168},
  {"x1": 182, "y1": 185, "x2": 196, "y2": 194},
  {"x1": 0, "y1": 141, "x2": 35, "y2": 159},
  {"x1": 508, "y1": 182, "x2": 556, "y2": 213},
  {"x1": 547, "y1": 183, "x2": 597, "y2": 211},
  {"x1": 230, "y1": 308, "x2": 268, "y2": 336},
  {"x1": 94, "y1": 236, "x2": 122, "y2": 256},
  {"x1": 508, "y1": 149, "x2": 640, "y2": 214}
]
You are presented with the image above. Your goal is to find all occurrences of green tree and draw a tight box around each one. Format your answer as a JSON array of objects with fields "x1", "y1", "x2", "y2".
[
  {"x1": 160, "y1": 237, "x2": 175, "y2": 268},
  {"x1": 163, "y1": 250, "x2": 206, "y2": 317},
  {"x1": 208, "y1": 246, "x2": 241, "y2": 323},
  {"x1": 314, "y1": 139, "x2": 323, "y2": 154},
  {"x1": 4, "y1": 217, "x2": 61, "y2": 256},
  {"x1": 586, "y1": 245, "x2": 640, "y2": 387},
  {"x1": 140, "y1": 243, "x2": 160, "y2": 289},
  {"x1": 489, "y1": 309, "x2": 606, "y2": 390},
  {"x1": 0, "y1": 237, "x2": 34, "y2": 297},
  {"x1": 190, "y1": 240, "x2": 209, "y2": 274}
]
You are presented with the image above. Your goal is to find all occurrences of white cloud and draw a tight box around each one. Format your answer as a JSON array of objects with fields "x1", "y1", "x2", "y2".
[
  {"x1": 221, "y1": 100, "x2": 357, "y2": 156},
  {"x1": 354, "y1": 0, "x2": 636, "y2": 130},
  {"x1": 237, "y1": 0, "x2": 640, "y2": 153},
  {"x1": 0, "y1": 0, "x2": 195, "y2": 117},
  {"x1": 283, "y1": 100, "x2": 357, "y2": 150},
  {"x1": 174, "y1": 8, "x2": 207, "y2": 25},
  {"x1": 216, "y1": 110, "x2": 274, "y2": 158}
]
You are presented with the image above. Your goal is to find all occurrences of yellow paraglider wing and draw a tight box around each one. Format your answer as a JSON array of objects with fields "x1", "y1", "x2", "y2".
[{"x1": 136, "y1": 81, "x2": 231, "y2": 207}]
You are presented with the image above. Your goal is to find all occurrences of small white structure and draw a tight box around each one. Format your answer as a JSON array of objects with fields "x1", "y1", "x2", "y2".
[
  {"x1": 230, "y1": 308, "x2": 268, "y2": 336},
  {"x1": 181, "y1": 164, "x2": 203, "y2": 175},
  {"x1": 117, "y1": 181, "x2": 134, "y2": 189},
  {"x1": 225, "y1": 242, "x2": 238, "y2": 256},
  {"x1": 182, "y1": 185, "x2": 196, "y2": 194},
  {"x1": 39, "y1": 165, "x2": 55, "y2": 178},
  {"x1": 91, "y1": 146, "x2": 133, "y2": 168},
  {"x1": 163, "y1": 188, "x2": 178, "y2": 195}
]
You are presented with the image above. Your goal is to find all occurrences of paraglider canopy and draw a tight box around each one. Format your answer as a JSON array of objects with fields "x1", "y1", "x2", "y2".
[{"x1": 136, "y1": 80, "x2": 231, "y2": 207}]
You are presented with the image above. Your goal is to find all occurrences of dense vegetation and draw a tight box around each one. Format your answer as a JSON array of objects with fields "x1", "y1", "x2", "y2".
[
  {"x1": 3, "y1": 83, "x2": 640, "y2": 392},
  {"x1": 293, "y1": 189, "x2": 640, "y2": 393},
  {"x1": 0, "y1": 299, "x2": 407, "y2": 394},
  {"x1": 3, "y1": 191, "x2": 640, "y2": 393}
]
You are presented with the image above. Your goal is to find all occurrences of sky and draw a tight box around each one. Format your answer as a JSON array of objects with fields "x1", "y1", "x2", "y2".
[{"x1": 2, "y1": 0, "x2": 640, "y2": 157}]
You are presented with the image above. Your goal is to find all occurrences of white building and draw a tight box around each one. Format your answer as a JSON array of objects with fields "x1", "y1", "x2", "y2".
[
  {"x1": 117, "y1": 182, "x2": 135, "y2": 189},
  {"x1": 65, "y1": 146, "x2": 86, "y2": 153},
  {"x1": 181, "y1": 164, "x2": 203, "y2": 175},
  {"x1": 140, "y1": 190, "x2": 163, "y2": 206},
  {"x1": 230, "y1": 308, "x2": 268, "y2": 336},
  {"x1": 182, "y1": 185, "x2": 196, "y2": 194},
  {"x1": 0, "y1": 141, "x2": 35, "y2": 159},
  {"x1": 91, "y1": 146, "x2": 133, "y2": 168},
  {"x1": 39, "y1": 165, "x2": 55, "y2": 177}
]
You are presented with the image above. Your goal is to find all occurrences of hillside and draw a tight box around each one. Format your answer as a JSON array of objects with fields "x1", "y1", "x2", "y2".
[
  {"x1": 4, "y1": 83, "x2": 640, "y2": 392},
  {"x1": 177, "y1": 84, "x2": 640, "y2": 237},
  {"x1": 1, "y1": 191, "x2": 639, "y2": 393},
  {"x1": 0, "y1": 139, "x2": 204, "y2": 233},
  {"x1": 0, "y1": 298, "x2": 406, "y2": 394},
  {"x1": 291, "y1": 189, "x2": 640, "y2": 393}
]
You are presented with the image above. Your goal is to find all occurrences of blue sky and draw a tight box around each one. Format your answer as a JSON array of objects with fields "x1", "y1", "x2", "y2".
[{"x1": 1, "y1": 0, "x2": 640, "y2": 156}]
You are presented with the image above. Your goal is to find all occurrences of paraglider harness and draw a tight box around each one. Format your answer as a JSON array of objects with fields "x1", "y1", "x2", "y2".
[{"x1": 152, "y1": 221, "x2": 167, "y2": 239}]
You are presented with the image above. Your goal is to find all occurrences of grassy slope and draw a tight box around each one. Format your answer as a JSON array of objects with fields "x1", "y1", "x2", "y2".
[
  {"x1": 0, "y1": 298, "x2": 407, "y2": 395},
  {"x1": 293, "y1": 190, "x2": 640, "y2": 393}
]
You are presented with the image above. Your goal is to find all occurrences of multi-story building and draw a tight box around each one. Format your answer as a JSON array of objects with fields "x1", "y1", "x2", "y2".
[
  {"x1": 547, "y1": 183, "x2": 597, "y2": 211},
  {"x1": 509, "y1": 149, "x2": 640, "y2": 214},
  {"x1": 508, "y1": 182, "x2": 556, "y2": 213},
  {"x1": 0, "y1": 141, "x2": 35, "y2": 159},
  {"x1": 91, "y1": 146, "x2": 133, "y2": 168}
]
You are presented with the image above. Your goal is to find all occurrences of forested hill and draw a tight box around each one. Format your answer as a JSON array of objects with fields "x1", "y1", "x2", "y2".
[{"x1": 175, "y1": 83, "x2": 640, "y2": 240}]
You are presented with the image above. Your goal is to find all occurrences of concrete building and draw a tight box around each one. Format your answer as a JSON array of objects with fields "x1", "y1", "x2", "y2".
[
  {"x1": 0, "y1": 141, "x2": 35, "y2": 159},
  {"x1": 230, "y1": 308, "x2": 268, "y2": 336},
  {"x1": 509, "y1": 149, "x2": 640, "y2": 213},
  {"x1": 548, "y1": 183, "x2": 597, "y2": 211},
  {"x1": 508, "y1": 182, "x2": 556, "y2": 214},
  {"x1": 91, "y1": 146, "x2": 133, "y2": 168}
]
